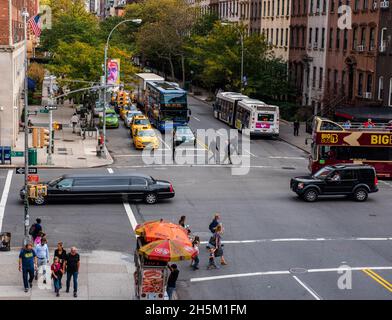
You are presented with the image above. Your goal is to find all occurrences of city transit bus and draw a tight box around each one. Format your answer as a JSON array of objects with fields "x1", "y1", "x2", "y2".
[
  {"x1": 235, "y1": 99, "x2": 280, "y2": 137},
  {"x1": 145, "y1": 81, "x2": 190, "y2": 132},
  {"x1": 308, "y1": 117, "x2": 392, "y2": 177},
  {"x1": 213, "y1": 92, "x2": 249, "y2": 126}
]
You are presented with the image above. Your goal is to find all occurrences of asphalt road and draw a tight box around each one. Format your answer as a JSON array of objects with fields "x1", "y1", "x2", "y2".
[{"x1": 1, "y1": 96, "x2": 392, "y2": 300}]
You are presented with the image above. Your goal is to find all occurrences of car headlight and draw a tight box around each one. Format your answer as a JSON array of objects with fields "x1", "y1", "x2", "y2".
[{"x1": 297, "y1": 183, "x2": 305, "y2": 189}]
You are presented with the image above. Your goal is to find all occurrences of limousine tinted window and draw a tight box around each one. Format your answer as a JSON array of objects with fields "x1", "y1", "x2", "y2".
[
  {"x1": 73, "y1": 178, "x2": 130, "y2": 187},
  {"x1": 131, "y1": 177, "x2": 148, "y2": 186},
  {"x1": 58, "y1": 179, "x2": 73, "y2": 188}
]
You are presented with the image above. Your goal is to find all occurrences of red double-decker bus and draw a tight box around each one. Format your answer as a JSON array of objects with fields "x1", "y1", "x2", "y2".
[{"x1": 308, "y1": 117, "x2": 392, "y2": 178}]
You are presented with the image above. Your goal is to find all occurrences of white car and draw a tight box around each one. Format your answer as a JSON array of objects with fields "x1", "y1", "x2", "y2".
[{"x1": 125, "y1": 110, "x2": 143, "y2": 127}]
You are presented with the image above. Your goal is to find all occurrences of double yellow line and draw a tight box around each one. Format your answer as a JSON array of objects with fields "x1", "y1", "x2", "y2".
[{"x1": 362, "y1": 269, "x2": 392, "y2": 292}]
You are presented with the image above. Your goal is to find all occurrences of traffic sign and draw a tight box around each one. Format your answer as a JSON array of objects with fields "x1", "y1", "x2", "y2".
[
  {"x1": 45, "y1": 105, "x2": 57, "y2": 111},
  {"x1": 11, "y1": 151, "x2": 24, "y2": 157},
  {"x1": 16, "y1": 167, "x2": 38, "y2": 175}
]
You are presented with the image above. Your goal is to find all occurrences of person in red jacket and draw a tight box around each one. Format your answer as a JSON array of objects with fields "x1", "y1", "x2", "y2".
[{"x1": 363, "y1": 118, "x2": 375, "y2": 128}]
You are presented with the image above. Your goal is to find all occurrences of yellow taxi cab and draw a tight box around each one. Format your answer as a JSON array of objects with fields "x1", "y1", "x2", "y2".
[
  {"x1": 131, "y1": 115, "x2": 152, "y2": 137},
  {"x1": 133, "y1": 128, "x2": 159, "y2": 150}
]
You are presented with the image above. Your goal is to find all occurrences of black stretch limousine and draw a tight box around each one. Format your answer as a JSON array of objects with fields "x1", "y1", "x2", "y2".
[{"x1": 21, "y1": 173, "x2": 175, "y2": 205}]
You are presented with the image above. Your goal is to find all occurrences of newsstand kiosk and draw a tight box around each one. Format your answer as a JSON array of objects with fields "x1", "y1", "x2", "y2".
[{"x1": 134, "y1": 237, "x2": 169, "y2": 300}]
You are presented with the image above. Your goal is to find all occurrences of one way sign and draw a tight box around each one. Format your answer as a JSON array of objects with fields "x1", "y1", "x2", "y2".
[{"x1": 16, "y1": 167, "x2": 38, "y2": 175}]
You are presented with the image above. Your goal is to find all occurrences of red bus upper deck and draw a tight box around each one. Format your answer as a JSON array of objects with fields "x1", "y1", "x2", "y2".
[{"x1": 308, "y1": 117, "x2": 392, "y2": 177}]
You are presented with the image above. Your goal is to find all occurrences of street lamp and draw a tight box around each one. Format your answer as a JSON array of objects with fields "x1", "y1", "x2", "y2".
[
  {"x1": 22, "y1": 8, "x2": 30, "y2": 246},
  {"x1": 102, "y1": 18, "x2": 142, "y2": 157},
  {"x1": 221, "y1": 22, "x2": 245, "y2": 93}
]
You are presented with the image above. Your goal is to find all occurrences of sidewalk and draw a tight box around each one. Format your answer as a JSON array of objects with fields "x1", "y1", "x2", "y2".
[
  {"x1": 279, "y1": 120, "x2": 311, "y2": 154},
  {"x1": 1, "y1": 78, "x2": 113, "y2": 168},
  {"x1": 0, "y1": 249, "x2": 135, "y2": 300}
]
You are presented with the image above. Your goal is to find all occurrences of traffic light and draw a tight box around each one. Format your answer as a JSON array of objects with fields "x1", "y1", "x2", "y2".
[
  {"x1": 118, "y1": 91, "x2": 126, "y2": 106},
  {"x1": 32, "y1": 128, "x2": 39, "y2": 148},
  {"x1": 40, "y1": 128, "x2": 50, "y2": 148}
]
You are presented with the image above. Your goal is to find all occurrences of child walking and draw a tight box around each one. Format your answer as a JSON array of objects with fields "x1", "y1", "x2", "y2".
[
  {"x1": 207, "y1": 248, "x2": 219, "y2": 269},
  {"x1": 51, "y1": 257, "x2": 62, "y2": 297}
]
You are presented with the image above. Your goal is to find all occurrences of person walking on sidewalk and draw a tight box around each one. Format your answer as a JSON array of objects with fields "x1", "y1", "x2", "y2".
[
  {"x1": 207, "y1": 213, "x2": 221, "y2": 249},
  {"x1": 207, "y1": 248, "x2": 219, "y2": 270},
  {"x1": 293, "y1": 120, "x2": 300, "y2": 136},
  {"x1": 166, "y1": 264, "x2": 179, "y2": 300},
  {"x1": 19, "y1": 243, "x2": 37, "y2": 292},
  {"x1": 34, "y1": 237, "x2": 49, "y2": 284},
  {"x1": 54, "y1": 242, "x2": 67, "y2": 289},
  {"x1": 214, "y1": 224, "x2": 227, "y2": 266},
  {"x1": 71, "y1": 113, "x2": 79, "y2": 134},
  {"x1": 64, "y1": 247, "x2": 80, "y2": 298},
  {"x1": 51, "y1": 257, "x2": 63, "y2": 297},
  {"x1": 29, "y1": 218, "x2": 42, "y2": 242}
]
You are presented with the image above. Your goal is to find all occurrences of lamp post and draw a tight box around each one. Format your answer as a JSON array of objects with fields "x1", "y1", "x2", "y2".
[
  {"x1": 102, "y1": 18, "x2": 142, "y2": 157},
  {"x1": 221, "y1": 22, "x2": 245, "y2": 93},
  {"x1": 22, "y1": 8, "x2": 30, "y2": 246}
]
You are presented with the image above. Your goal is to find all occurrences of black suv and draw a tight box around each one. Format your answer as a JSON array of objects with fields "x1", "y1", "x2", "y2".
[{"x1": 290, "y1": 164, "x2": 378, "y2": 202}]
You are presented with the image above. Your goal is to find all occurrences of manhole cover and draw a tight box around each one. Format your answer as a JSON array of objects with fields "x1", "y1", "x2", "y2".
[
  {"x1": 62, "y1": 139, "x2": 75, "y2": 142},
  {"x1": 58, "y1": 152, "x2": 68, "y2": 155},
  {"x1": 282, "y1": 167, "x2": 296, "y2": 170},
  {"x1": 77, "y1": 157, "x2": 86, "y2": 160},
  {"x1": 289, "y1": 268, "x2": 308, "y2": 274}
]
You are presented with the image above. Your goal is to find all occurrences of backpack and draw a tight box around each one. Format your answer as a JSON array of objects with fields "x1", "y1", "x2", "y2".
[{"x1": 28, "y1": 224, "x2": 36, "y2": 236}]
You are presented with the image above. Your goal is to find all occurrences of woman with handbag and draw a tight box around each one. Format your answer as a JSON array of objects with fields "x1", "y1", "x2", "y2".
[{"x1": 214, "y1": 224, "x2": 227, "y2": 265}]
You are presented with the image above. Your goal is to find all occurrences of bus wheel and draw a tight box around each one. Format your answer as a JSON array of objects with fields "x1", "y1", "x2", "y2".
[
  {"x1": 303, "y1": 189, "x2": 318, "y2": 202},
  {"x1": 353, "y1": 188, "x2": 368, "y2": 202}
]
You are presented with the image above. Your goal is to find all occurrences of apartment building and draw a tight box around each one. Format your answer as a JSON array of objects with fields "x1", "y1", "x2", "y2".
[
  {"x1": 261, "y1": 0, "x2": 291, "y2": 59},
  {"x1": 0, "y1": 0, "x2": 38, "y2": 147}
]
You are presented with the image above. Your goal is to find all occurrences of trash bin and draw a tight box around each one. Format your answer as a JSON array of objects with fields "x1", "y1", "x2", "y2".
[
  {"x1": 0, "y1": 232, "x2": 11, "y2": 251},
  {"x1": 28, "y1": 148, "x2": 37, "y2": 166}
]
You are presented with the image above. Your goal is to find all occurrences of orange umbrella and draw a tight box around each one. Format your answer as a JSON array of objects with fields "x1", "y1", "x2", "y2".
[
  {"x1": 139, "y1": 239, "x2": 196, "y2": 262},
  {"x1": 135, "y1": 219, "x2": 191, "y2": 245}
]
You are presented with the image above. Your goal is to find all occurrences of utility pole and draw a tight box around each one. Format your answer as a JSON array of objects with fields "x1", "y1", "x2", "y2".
[
  {"x1": 240, "y1": 32, "x2": 244, "y2": 94},
  {"x1": 22, "y1": 8, "x2": 30, "y2": 246}
]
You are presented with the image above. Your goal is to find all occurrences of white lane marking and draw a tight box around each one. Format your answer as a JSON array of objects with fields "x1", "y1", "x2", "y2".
[
  {"x1": 379, "y1": 180, "x2": 392, "y2": 187},
  {"x1": 269, "y1": 156, "x2": 307, "y2": 160},
  {"x1": 107, "y1": 168, "x2": 114, "y2": 174},
  {"x1": 244, "y1": 150, "x2": 257, "y2": 157},
  {"x1": 190, "y1": 266, "x2": 392, "y2": 283},
  {"x1": 192, "y1": 116, "x2": 201, "y2": 122},
  {"x1": 157, "y1": 136, "x2": 171, "y2": 150},
  {"x1": 199, "y1": 237, "x2": 392, "y2": 244},
  {"x1": 292, "y1": 275, "x2": 322, "y2": 300},
  {"x1": 0, "y1": 170, "x2": 13, "y2": 232},
  {"x1": 123, "y1": 202, "x2": 138, "y2": 234}
]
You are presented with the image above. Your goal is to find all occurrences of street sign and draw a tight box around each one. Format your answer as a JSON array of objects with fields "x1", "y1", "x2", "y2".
[
  {"x1": 40, "y1": 109, "x2": 49, "y2": 114},
  {"x1": 15, "y1": 167, "x2": 38, "y2": 175},
  {"x1": 11, "y1": 151, "x2": 24, "y2": 157},
  {"x1": 44, "y1": 105, "x2": 57, "y2": 111}
]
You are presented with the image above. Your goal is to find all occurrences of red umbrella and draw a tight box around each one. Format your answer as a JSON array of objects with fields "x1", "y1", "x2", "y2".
[{"x1": 138, "y1": 239, "x2": 197, "y2": 262}]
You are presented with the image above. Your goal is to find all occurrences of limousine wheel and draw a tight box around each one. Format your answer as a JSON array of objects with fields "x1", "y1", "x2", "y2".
[
  {"x1": 145, "y1": 193, "x2": 158, "y2": 204},
  {"x1": 353, "y1": 188, "x2": 368, "y2": 202},
  {"x1": 34, "y1": 196, "x2": 46, "y2": 205},
  {"x1": 303, "y1": 188, "x2": 318, "y2": 202}
]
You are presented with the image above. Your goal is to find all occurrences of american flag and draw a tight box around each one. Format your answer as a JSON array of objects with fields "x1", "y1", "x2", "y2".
[{"x1": 28, "y1": 14, "x2": 42, "y2": 37}]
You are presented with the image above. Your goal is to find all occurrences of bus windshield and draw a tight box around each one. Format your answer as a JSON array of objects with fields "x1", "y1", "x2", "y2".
[
  {"x1": 313, "y1": 167, "x2": 334, "y2": 179},
  {"x1": 161, "y1": 110, "x2": 188, "y2": 121},
  {"x1": 162, "y1": 93, "x2": 187, "y2": 105}
]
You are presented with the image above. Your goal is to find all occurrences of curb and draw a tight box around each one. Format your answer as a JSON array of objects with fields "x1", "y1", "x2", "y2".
[
  {"x1": 278, "y1": 137, "x2": 310, "y2": 154},
  {"x1": 189, "y1": 93, "x2": 213, "y2": 107}
]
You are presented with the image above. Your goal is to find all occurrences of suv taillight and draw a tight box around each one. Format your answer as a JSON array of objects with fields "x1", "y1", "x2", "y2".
[
  {"x1": 169, "y1": 184, "x2": 174, "y2": 192},
  {"x1": 375, "y1": 176, "x2": 378, "y2": 186}
]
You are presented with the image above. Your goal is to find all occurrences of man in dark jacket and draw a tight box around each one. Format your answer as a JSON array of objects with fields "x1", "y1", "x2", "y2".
[
  {"x1": 167, "y1": 264, "x2": 179, "y2": 300},
  {"x1": 293, "y1": 120, "x2": 300, "y2": 136},
  {"x1": 30, "y1": 218, "x2": 42, "y2": 242},
  {"x1": 19, "y1": 243, "x2": 37, "y2": 292}
]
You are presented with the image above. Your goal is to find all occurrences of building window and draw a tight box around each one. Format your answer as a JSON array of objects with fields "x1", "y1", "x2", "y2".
[
  {"x1": 315, "y1": 28, "x2": 319, "y2": 47},
  {"x1": 336, "y1": 29, "x2": 340, "y2": 49},
  {"x1": 272, "y1": 0, "x2": 275, "y2": 15},
  {"x1": 285, "y1": 28, "x2": 289, "y2": 46},
  {"x1": 329, "y1": 27, "x2": 333, "y2": 49},
  {"x1": 369, "y1": 28, "x2": 375, "y2": 50},
  {"x1": 342, "y1": 71, "x2": 346, "y2": 95},
  {"x1": 358, "y1": 73, "x2": 364, "y2": 96},
  {"x1": 366, "y1": 74, "x2": 372, "y2": 94},
  {"x1": 343, "y1": 29, "x2": 348, "y2": 50},
  {"x1": 301, "y1": 27, "x2": 305, "y2": 47},
  {"x1": 306, "y1": 67, "x2": 310, "y2": 87},
  {"x1": 363, "y1": 0, "x2": 368, "y2": 9},
  {"x1": 354, "y1": 0, "x2": 360, "y2": 10},
  {"x1": 360, "y1": 27, "x2": 366, "y2": 47},
  {"x1": 327, "y1": 68, "x2": 331, "y2": 90},
  {"x1": 281, "y1": 28, "x2": 284, "y2": 46},
  {"x1": 276, "y1": 28, "x2": 279, "y2": 45},
  {"x1": 264, "y1": 1, "x2": 267, "y2": 15},
  {"x1": 389, "y1": 78, "x2": 392, "y2": 106},
  {"x1": 323, "y1": 0, "x2": 327, "y2": 12},
  {"x1": 319, "y1": 68, "x2": 323, "y2": 89},
  {"x1": 310, "y1": 0, "x2": 313, "y2": 13},
  {"x1": 313, "y1": 66, "x2": 317, "y2": 87},
  {"x1": 287, "y1": 0, "x2": 290, "y2": 14},
  {"x1": 309, "y1": 28, "x2": 313, "y2": 46},
  {"x1": 352, "y1": 27, "x2": 358, "y2": 50},
  {"x1": 331, "y1": 0, "x2": 335, "y2": 11},
  {"x1": 321, "y1": 28, "x2": 325, "y2": 48},
  {"x1": 268, "y1": 0, "x2": 270, "y2": 15},
  {"x1": 281, "y1": 0, "x2": 285, "y2": 14},
  {"x1": 378, "y1": 76, "x2": 384, "y2": 100},
  {"x1": 277, "y1": 0, "x2": 280, "y2": 15},
  {"x1": 334, "y1": 70, "x2": 338, "y2": 93}
]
